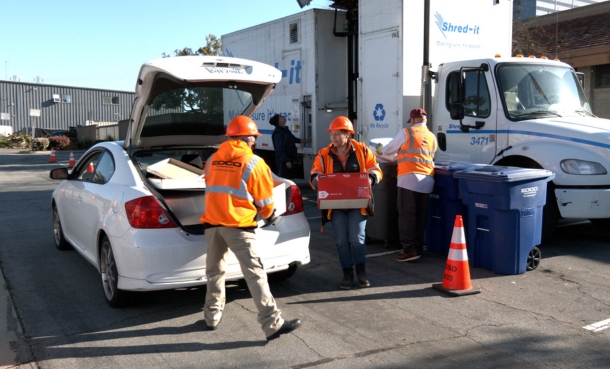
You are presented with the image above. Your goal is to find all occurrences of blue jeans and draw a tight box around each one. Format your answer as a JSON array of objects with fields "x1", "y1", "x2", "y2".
[{"x1": 330, "y1": 209, "x2": 367, "y2": 269}]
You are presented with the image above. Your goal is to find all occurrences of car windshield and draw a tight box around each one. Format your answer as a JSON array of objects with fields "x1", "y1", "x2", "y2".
[
  {"x1": 497, "y1": 63, "x2": 593, "y2": 120},
  {"x1": 142, "y1": 86, "x2": 254, "y2": 137}
]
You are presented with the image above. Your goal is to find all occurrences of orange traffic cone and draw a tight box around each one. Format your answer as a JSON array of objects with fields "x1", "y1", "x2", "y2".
[
  {"x1": 433, "y1": 215, "x2": 481, "y2": 296},
  {"x1": 87, "y1": 162, "x2": 94, "y2": 173},
  {"x1": 68, "y1": 150, "x2": 76, "y2": 168},
  {"x1": 50, "y1": 149, "x2": 57, "y2": 163}
]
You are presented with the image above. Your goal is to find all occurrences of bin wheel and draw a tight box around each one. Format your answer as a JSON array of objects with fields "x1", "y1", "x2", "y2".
[{"x1": 527, "y1": 247, "x2": 541, "y2": 271}]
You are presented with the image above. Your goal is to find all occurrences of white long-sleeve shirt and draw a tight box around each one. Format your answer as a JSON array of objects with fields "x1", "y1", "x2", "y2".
[{"x1": 382, "y1": 123, "x2": 435, "y2": 194}]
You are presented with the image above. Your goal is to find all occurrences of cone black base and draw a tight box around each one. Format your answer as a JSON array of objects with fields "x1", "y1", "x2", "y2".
[{"x1": 433, "y1": 283, "x2": 481, "y2": 297}]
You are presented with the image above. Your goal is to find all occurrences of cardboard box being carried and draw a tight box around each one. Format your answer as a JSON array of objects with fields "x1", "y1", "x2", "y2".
[
  {"x1": 317, "y1": 173, "x2": 370, "y2": 210},
  {"x1": 146, "y1": 158, "x2": 205, "y2": 190}
]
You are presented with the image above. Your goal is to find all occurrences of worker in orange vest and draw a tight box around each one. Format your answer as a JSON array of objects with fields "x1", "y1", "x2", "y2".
[
  {"x1": 381, "y1": 109, "x2": 437, "y2": 262},
  {"x1": 310, "y1": 116, "x2": 383, "y2": 289},
  {"x1": 200, "y1": 115, "x2": 301, "y2": 341}
]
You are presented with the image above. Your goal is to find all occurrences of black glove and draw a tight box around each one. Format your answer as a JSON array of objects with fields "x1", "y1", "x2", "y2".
[{"x1": 261, "y1": 209, "x2": 277, "y2": 228}]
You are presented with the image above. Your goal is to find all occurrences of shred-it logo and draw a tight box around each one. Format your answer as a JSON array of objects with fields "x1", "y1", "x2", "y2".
[
  {"x1": 343, "y1": 174, "x2": 350, "y2": 178},
  {"x1": 521, "y1": 186, "x2": 538, "y2": 197},
  {"x1": 212, "y1": 160, "x2": 242, "y2": 167},
  {"x1": 360, "y1": 174, "x2": 367, "y2": 179},
  {"x1": 434, "y1": 12, "x2": 480, "y2": 39}
]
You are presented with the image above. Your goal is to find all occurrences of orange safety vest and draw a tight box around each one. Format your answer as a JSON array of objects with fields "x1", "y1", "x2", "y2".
[
  {"x1": 397, "y1": 126, "x2": 437, "y2": 177},
  {"x1": 200, "y1": 140, "x2": 275, "y2": 228},
  {"x1": 310, "y1": 139, "x2": 382, "y2": 220}
]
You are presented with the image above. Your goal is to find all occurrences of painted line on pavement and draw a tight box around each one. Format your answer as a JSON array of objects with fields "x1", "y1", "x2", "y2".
[
  {"x1": 306, "y1": 216, "x2": 322, "y2": 220},
  {"x1": 583, "y1": 318, "x2": 610, "y2": 332},
  {"x1": 367, "y1": 250, "x2": 402, "y2": 258}
]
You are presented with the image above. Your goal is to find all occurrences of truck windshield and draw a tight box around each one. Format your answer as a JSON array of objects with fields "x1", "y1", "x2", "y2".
[{"x1": 497, "y1": 63, "x2": 593, "y2": 120}]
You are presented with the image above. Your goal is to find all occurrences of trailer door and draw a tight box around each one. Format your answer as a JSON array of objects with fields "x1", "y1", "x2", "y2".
[{"x1": 360, "y1": 30, "x2": 401, "y2": 142}]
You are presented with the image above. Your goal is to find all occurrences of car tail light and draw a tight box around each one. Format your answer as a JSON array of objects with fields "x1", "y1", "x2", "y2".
[
  {"x1": 285, "y1": 184, "x2": 304, "y2": 215},
  {"x1": 125, "y1": 196, "x2": 176, "y2": 228}
]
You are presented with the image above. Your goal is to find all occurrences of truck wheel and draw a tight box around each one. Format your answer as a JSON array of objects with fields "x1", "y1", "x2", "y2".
[
  {"x1": 541, "y1": 183, "x2": 559, "y2": 243},
  {"x1": 527, "y1": 247, "x2": 541, "y2": 271},
  {"x1": 589, "y1": 218, "x2": 610, "y2": 228}
]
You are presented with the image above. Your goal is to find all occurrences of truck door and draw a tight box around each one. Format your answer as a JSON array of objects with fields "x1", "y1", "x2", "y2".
[
  {"x1": 360, "y1": 30, "x2": 401, "y2": 141},
  {"x1": 443, "y1": 67, "x2": 498, "y2": 164}
]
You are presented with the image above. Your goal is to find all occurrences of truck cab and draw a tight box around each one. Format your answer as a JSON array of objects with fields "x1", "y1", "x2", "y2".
[{"x1": 431, "y1": 56, "x2": 610, "y2": 234}]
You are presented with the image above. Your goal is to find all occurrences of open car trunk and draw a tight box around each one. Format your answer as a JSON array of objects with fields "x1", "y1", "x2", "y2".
[{"x1": 133, "y1": 149, "x2": 287, "y2": 234}]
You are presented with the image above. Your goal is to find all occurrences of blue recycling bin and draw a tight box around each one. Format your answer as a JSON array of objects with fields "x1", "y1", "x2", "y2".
[
  {"x1": 426, "y1": 161, "x2": 486, "y2": 256},
  {"x1": 454, "y1": 166, "x2": 555, "y2": 275}
]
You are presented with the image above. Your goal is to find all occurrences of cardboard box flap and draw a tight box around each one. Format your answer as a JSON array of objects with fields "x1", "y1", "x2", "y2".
[{"x1": 147, "y1": 158, "x2": 204, "y2": 179}]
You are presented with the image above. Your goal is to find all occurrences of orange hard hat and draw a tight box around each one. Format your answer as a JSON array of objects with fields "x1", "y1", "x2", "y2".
[
  {"x1": 327, "y1": 116, "x2": 355, "y2": 134},
  {"x1": 226, "y1": 115, "x2": 262, "y2": 137}
]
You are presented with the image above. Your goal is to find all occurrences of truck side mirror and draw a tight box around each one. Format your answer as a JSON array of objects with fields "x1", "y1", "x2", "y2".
[
  {"x1": 450, "y1": 74, "x2": 461, "y2": 104},
  {"x1": 576, "y1": 72, "x2": 585, "y2": 89},
  {"x1": 450, "y1": 104, "x2": 464, "y2": 120}
]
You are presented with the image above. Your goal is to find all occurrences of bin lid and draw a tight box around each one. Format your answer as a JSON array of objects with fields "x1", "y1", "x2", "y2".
[
  {"x1": 434, "y1": 161, "x2": 487, "y2": 174},
  {"x1": 453, "y1": 166, "x2": 555, "y2": 182}
]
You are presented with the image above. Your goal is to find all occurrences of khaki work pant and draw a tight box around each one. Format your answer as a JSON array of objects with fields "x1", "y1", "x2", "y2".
[{"x1": 204, "y1": 226, "x2": 284, "y2": 337}]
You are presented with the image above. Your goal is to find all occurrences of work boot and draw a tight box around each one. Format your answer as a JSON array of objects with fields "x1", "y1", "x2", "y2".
[
  {"x1": 355, "y1": 264, "x2": 370, "y2": 288},
  {"x1": 340, "y1": 268, "x2": 353, "y2": 290}
]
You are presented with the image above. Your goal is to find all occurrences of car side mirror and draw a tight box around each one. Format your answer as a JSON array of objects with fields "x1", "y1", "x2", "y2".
[{"x1": 50, "y1": 167, "x2": 69, "y2": 180}]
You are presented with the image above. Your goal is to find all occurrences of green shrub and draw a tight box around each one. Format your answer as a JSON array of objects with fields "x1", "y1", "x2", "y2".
[
  {"x1": 48, "y1": 135, "x2": 71, "y2": 150},
  {"x1": 0, "y1": 133, "x2": 33, "y2": 148},
  {"x1": 32, "y1": 138, "x2": 50, "y2": 151},
  {"x1": 105, "y1": 135, "x2": 116, "y2": 141}
]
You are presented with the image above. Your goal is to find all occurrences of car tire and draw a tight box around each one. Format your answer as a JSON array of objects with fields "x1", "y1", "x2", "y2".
[
  {"x1": 589, "y1": 218, "x2": 610, "y2": 228},
  {"x1": 52, "y1": 204, "x2": 72, "y2": 250},
  {"x1": 100, "y1": 236, "x2": 132, "y2": 308},
  {"x1": 267, "y1": 263, "x2": 298, "y2": 282}
]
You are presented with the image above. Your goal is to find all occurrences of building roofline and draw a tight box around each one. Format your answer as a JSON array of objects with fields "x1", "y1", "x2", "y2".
[{"x1": 0, "y1": 79, "x2": 135, "y2": 94}]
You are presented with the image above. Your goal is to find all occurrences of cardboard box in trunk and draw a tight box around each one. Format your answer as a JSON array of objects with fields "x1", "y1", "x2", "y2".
[
  {"x1": 147, "y1": 158, "x2": 205, "y2": 190},
  {"x1": 317, "y1": 173, "x2": 370, "y2": 209}
]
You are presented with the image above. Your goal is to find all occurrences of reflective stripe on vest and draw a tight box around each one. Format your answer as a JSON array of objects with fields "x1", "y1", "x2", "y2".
[{"x1": 205, "y1": 155, "x2": 272, "y2": 205}]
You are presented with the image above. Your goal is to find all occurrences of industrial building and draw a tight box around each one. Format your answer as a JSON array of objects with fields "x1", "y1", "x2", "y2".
[{"x1": 0, "y1": 80, "x2": 135, "y2": 136}]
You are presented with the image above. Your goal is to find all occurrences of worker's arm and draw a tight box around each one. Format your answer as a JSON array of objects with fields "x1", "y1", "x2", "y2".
[
  {"x1": 364, "y1": 146, "x2": 383, "y2": 185},
  {"x1": 250, "y1": 161, "x2": 275, "y2": 220},
  {"x1": 381, "y1": 130, "x2": 407, "y2": 156},
  {"x1": 309, "y1": 152, "x2": 326, "y2": 190}
]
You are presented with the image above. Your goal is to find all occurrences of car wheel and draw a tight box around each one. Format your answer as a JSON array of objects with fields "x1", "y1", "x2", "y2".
[
  {"x1": 526, "y1": 246, "x2": 541, "y2": 271},
  {"x1": 267, "y1": 263, "x2": 298, "y2": 282},
  {"x1": 52, "y1": 204, "x2": 72, "y2": 250},
  {"x1": 589, "y1": 218, "x2": 610, "y2": 228},
  {"x1": 100, "y1": 236, "x2": 132, "y2": 308}
]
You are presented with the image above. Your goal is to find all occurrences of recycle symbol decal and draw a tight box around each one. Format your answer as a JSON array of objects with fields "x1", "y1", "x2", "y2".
[{"x1": 373, "y1": 103, "x2": 386, "y2": 121}]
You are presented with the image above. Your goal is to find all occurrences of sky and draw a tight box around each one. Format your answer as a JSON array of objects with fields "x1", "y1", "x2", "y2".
[{"x1": 1, "y1": 0, "x2": 332, "y2": 92}]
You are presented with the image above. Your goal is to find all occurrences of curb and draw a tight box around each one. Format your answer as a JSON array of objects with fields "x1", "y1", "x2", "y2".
[{"x1": 0, "y1": 266, "x2": 33, "y2": 368}]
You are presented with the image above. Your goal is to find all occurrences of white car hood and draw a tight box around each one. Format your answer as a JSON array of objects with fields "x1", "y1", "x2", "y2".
[{"x1": 124, "y1": 56, "x2": 282, "y2": 150}]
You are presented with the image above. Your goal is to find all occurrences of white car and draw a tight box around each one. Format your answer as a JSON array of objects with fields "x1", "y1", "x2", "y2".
[{"x1": 50, "y1": 56, "x2": 311, "y2": 307}]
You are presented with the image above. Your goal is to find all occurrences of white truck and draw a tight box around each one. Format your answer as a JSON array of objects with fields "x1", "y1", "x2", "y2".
[{"x1": 224, "y1": 0, "x2": 610, "y2": 234}]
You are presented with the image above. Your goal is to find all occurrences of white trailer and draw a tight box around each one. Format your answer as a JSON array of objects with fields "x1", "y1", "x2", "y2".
[{"x1": 222, "y1": 9, "x2": 348, "y2": 176}]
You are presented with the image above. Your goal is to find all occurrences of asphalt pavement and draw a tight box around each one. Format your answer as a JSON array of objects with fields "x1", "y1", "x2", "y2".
[{"x1": 1, "y1": 149, "x2": 610, "y2": 368}]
